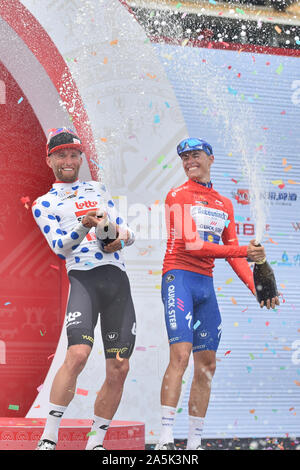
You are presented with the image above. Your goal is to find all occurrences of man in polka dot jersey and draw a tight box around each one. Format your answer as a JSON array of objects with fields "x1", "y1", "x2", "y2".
[{"x1": 32, "y1": 128, "x2": 136, "y2": 450}]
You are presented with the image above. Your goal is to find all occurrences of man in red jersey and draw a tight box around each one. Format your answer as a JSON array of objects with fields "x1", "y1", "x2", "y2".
[{"x1": 155, "y1": 138, "x2": 279, "y2": 450}]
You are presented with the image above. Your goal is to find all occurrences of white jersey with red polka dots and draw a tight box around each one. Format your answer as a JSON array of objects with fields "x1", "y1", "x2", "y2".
[{"x1": 32, "y1": 179, "x2": 134, "y2": 273}]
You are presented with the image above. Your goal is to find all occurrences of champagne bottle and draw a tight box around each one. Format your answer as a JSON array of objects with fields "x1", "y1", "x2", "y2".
[
  {"x1": 95, "y1": 208, "x2": 118, "y2": 246},
  {"x1": 253, "y1": 257, "x2": 278, "y2": 304}
]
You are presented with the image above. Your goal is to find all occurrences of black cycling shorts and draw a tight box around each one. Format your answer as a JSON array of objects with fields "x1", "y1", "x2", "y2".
[{"x1": 65, "y1": 265, "x2": 136, "y2": 359}]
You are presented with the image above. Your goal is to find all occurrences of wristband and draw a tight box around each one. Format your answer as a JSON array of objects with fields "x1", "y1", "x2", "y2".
[{"x1": 120, "y1": 240, "x2": 125, "y2": 249}]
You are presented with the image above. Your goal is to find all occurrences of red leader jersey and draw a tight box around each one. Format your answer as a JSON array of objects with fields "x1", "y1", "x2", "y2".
[{"x1": 162, "y1": 179, "x2": 255, "y2": 294}]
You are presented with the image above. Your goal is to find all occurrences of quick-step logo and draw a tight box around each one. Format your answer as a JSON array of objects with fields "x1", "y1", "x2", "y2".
[{"x1": 167, "y1": 284, "x2": 177, "y2": 330}]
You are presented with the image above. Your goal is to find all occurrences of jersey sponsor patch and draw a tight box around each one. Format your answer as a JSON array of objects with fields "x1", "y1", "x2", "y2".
[{"x1": 190, "y1": 205, "x2": 228, "y2": 242}]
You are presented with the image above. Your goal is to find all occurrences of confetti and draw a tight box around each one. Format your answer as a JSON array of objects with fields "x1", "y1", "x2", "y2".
[
  {"x1": 176, "y1": 2, "x2": 182, "y2": 8},
  {"x1": 90, "y1": 158, "x2": 103, "y2": 170},
  {"x1": 76, "y1": 388, "x2": 89, "y2": 396},
  {"x1": 20, "y1": 196, "x2": 30, "y2": 209},
  {"x1": 274, "y1": 26, "x2": 282, "y2": 34},
  {"x1": 110, "y1": 39, "x2": 118, "y2": 46},
  {"x1": 288, "y1": 180, "x2": 300, "y2": 185},
  {"x1": 157, "y1": 155, "x2": 166, "y2": 164},
  {"x1": 47, "y1": 353, "x2": 55, "y2": 360},
  {"x1": 276, "y1": 64, "x2": 283, "y2": 75},
  {"x1": 4, "y1": 302, "x2": 11, "y2": 306},
  {"x1": 231, "y1": 297, "x2": 237, "y2": 305},
  {"x1": 225, "y1": 278, "x2": 233, "y2": 284},
  {"x1": 228, "y1": 86, "x2": 238, "y2": 96},
  {"x1": 50, "y1": 264, "x2": 60, "y2": 270},
  {"x1": 18, "y1": 97, "x2": 23, "y2": 104},
  {"x1": 86, "y1": 431, "x2": 97, "y2": 437},
  {"x1": 224, "y1": 350, "x2": 231, "y2": 356}
]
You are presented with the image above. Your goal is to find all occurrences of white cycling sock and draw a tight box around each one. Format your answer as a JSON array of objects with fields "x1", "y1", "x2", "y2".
[
  {"x1": 186, "y1": 415, "x2": 205, "y2": 450},
  {"x1": 41, "y1": 402, "x2": 67, "y2": 443},
  {"x1": 159, "y1": 405, "x2": 176, "y2": 444},
  {"x1": 85, "y1": 415, "x2": 111, "y2": 450}
]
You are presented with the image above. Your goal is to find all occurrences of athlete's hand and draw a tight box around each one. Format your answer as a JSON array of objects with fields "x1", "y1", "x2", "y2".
[
  {"x1": 247, "y1": 239, "x2": 266, "y2": 262},
  {"x1": 102, "y1": 228, "x2": 129, "y2": 253},
  {"x1": 259, "y1": 294, "x2": 280, "y2": 310},
  {"x1": 81, "y1": 211, "x2": 99, "y2": 228}
]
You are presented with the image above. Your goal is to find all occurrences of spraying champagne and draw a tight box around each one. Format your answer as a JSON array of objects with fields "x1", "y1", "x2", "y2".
[{"x1": 252, "y1": 242, "x2": 280, "y2": 309}]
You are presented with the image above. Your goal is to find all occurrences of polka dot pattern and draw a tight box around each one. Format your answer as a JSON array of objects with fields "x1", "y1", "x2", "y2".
[{"x1": 32, "y1": 181, "x2": 126, "y2": 272}]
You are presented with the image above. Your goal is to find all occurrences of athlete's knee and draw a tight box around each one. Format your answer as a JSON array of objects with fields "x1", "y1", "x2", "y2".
[
  {"x1": 194, "y1": 357, "x2": 216, "y2": 383},
  {"x1": 65, "y1": 345, "x2": 91, "y2": 375},
  {"x1": 106, "y1": 359, "x2": 130, "y2": 386},
  {"x1": 170, "y1": 348, "x2": 191, "y2": 373}
]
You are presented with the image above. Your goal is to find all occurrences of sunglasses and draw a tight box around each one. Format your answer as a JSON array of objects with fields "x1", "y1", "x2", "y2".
[{"x1": 177, "y1": 138, "x2": 213, "y2": 157}]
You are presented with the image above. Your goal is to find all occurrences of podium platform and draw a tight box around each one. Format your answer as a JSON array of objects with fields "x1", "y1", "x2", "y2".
[{"x1": 0, "y1": 418, "x2": 145, "y2": 450}]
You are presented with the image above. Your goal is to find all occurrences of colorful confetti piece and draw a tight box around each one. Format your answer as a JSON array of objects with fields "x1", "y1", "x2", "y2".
[{"x1": 76, "y1": 388, "x2": 89, "y2": 396}]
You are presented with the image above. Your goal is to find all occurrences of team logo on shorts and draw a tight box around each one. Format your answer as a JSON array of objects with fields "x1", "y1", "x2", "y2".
[
  {"x1": 166, "y1": 274, "x2": 175, "y2": 283},
  {"x1": 65, "y1": 311, "x2": 82, "y2": 327},
  {"x1": 106, "y1": 332, "x2": 119, "y2": 341}
]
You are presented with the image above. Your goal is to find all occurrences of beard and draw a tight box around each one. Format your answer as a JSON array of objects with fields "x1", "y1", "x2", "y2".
[{"x1": 55, "y1": 167, "x2": 79, "y2": 183}]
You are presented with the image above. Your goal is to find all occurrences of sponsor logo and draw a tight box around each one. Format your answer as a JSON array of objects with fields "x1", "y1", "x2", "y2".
[
  {"x1": 75, "y1": 201, "x2": 98, "y2": 210},
  {"x1": 232, "y1": 189, "x2": 297, "y2": 206},
  {"x1": 171, "y1": 185, "x2": 188, "y2": 197},
  {"x1": 66, "y1": 311, "x2": 82, "y2": 327},
  {"x1": 185, "y1": 311, "x2": 192, "y2": 329},
  {"x1": 167, "y1": 284, "x2": 177, "y2": 330},
  {"x1": 292, "y1": 222, "x2": 300, "y2": 231},
  {"x1": 99, "y1": 424, "x2": 109, "y2": 431},
  {"x1": 106, "y1": 332, "x2": 119, "y2": 341},
  {"x1": 215, "y1": 199, "x2": 224, "y2": 206},
  {"x1": 58, "y1": 190, "x2": 78, "y2": 200},
  {"x1": 234, "y1": 189, "x2": 250, "y2": 205},
  {"x1": 106, "y1": 347, "x2": 128, "y2": 355},
  {"x1": 49, "y1": 410, "x2": 64, "y2": 418},
  {"x1": 75, "y1": 208, "x2": 99, "y2": 223},
  {"x1": 195, "y1": 200, "x2": 208, "y2": 205},
  {"x1": 166, "y1": 273, "x2": 175, "y2": 283},
  {"x1": 82, "y1": 334, "x2": 94, "y2": 344},
  {"x1": 169, "y1": 337, "x2": 180, "y2": 343}
]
